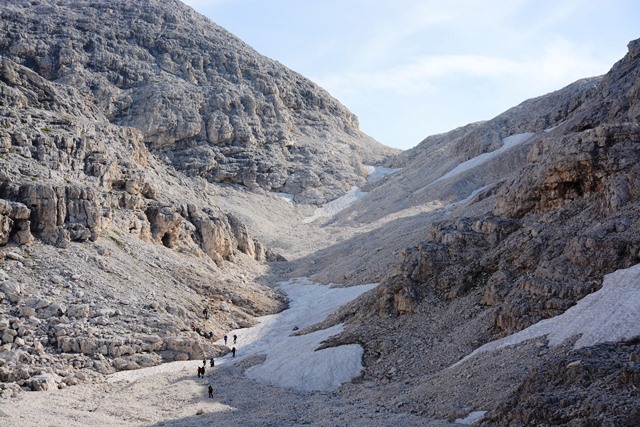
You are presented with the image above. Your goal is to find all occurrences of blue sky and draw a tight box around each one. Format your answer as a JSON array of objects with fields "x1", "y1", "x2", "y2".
[{"x1": 182, "y1": 0, "x2": 639, "y2": 150}]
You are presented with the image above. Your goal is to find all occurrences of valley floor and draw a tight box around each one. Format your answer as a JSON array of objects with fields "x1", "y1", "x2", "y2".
[
  {"x1": 0, "y1": 278, "x2": 456, "y2": 427},
  {"x1": 2, "y1": 167, "x2": 639, "y2": 426}
]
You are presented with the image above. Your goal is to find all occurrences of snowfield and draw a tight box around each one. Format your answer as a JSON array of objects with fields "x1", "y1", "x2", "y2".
[
  {"x1": 218, "y1": 279, "x2": 377, "y2": 391},
  {"x1": 303, "y1": 186, "x2": 368, "y2": 223},
  {"x1": 457, "y1": 263, "x2": 640, "y2": 366},
  {"x1": 365, "y1": 165, "x2": 402, "y2": 183},
  {"x1": 434, "y1": 132, "x2": 535, "y2": 184}
]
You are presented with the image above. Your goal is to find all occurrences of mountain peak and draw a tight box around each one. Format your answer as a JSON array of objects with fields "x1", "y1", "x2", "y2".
[{"x1": 1, "y1": 0, "x2": 396, "y2": 203}]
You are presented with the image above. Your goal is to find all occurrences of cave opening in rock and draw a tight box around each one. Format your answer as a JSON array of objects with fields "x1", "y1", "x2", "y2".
[{"x1": 161, "y1": 233, "x2": 172, "y2": 248}]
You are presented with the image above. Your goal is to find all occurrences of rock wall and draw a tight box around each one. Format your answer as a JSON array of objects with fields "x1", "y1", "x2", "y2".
[
  {"x1": 0, "y1": 56, "x2": 278, "y2": 263},
  {"x1": 0, "y1": 0, "x2": 396, "y2": 203},
  {"x1": 360, "y1": 39, "x2": 640, "y2": 335},
  {"x1": 0, "y1": 51, "x2": 287, "y2": 396},
  {"x1": 390, "y1": 126, "x2": 640, "y2": 340},
  {"x1": 322, "y1": 38, "x2": 640, "y2": 420}
]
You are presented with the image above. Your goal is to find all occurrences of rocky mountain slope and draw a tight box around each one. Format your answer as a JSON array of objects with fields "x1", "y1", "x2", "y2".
[
  {"x1": 1, "y1": 0, "x2": 639, "y2": 425},
  {"x1": 0, "y1": 53, "x2": 294, "y2": 394},
  {"x1": 1, "y1": 0, "x2": 395, "y2": 204},
  {"x1": 303, "y1": 39, "x2": 640, "y2": 425}
]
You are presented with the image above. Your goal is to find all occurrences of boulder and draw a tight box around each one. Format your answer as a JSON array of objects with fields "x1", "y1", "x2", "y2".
[
  {"x1": 67, "y1": 304, "x2": 91, "y2": 318},
  {"x1": 25, "y1": 372, "x2": 62, "y2": 391},
  {"x1": 163, "y1": 337, "x2": 205, "y2": 360},
  {"x1": 1, "y1": 279, "x2": 21, "y2": 303}
]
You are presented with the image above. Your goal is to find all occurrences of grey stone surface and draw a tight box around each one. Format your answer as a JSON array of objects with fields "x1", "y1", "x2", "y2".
[
  {"x1": 0, "y1": 0, "x2": 396, "y2": 204},
  {"x1": 0, "y1": 0, "x2": 638, "y2": 425}
]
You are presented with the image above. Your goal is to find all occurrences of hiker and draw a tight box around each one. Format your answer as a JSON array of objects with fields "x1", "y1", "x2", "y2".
[
  {"x1": 203, "y1": 307, "x2": 209, "y2": 319},
  {"x1": 210, "y1": 358, "x2": 215, "y2": 367},
  {"x1": 202, "y1": 366, "x2": 206, "y2": 376},
  {"x1": 233, "y1": 334, "x2": 237, "y2": 344},
  {"x1": 224, "y1": 335, "x2": 228, "y2": 345},
  {"x1": 231, "y1": 347, "x2": 236, "y2": 357},
  {"x1": 203, "y1": 359, "x2": 206, "y2": 367},
  {"x1": 208, "y1": 385, "x2": 213, "y2": 398},
  {"x1": 197, "y1": 366, "x2": 202, "y2": 378}
]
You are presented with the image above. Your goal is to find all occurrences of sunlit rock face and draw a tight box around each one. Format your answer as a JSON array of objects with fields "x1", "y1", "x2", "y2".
[{"x1": 0, "y1": 0, "x2": 396, "y2": 204}]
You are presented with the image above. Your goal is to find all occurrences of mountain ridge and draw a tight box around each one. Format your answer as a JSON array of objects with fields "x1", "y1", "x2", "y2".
[
  {"x1": 0, "y1": 1, "x2": 639, "y2": 425},
  {"x1": 1, "y1": 0, "x2": 396, "y2": 204}
]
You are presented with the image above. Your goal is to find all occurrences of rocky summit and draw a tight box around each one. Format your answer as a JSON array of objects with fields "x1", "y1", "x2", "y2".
[
  {"x1": 0, "y1": 1, "x2": 639, "y2": 426},
  {"x1": 1, "y1": 0, "x2": 395, "y2": 204}
]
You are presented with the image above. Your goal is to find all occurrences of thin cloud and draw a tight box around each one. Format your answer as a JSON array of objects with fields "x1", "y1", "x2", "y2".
[{"x1": 317, "y1": 40, "x2": 612, "y2": 98}]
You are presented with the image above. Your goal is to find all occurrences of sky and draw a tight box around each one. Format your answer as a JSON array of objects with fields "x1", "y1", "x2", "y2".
[{"x1": 182, "y1": 0, "x2": 639, "y2": 150}]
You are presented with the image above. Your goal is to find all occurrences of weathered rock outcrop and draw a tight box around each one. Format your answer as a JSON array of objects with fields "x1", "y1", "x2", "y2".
[
  {"x1": 0, "y1": 35, "x2": 287, "y2": 395},
  {"x1": 314, "y1": 38, "x2": 640, "y2": 421},
  {"x1": 0, "y1": 0, "x2": 396, "y2": 203},
  {"x1": 481, "y1": 338, "x2": 640, "y2": 426},
  {"x1": 0, "y1": 199, "x2": 32, "y2": 245},
  {"x1": 0, "y1": 183, "x2": 109, "y2": 246},
  {"x1": 0, "y1": 55, "x2": 278, "y2": 261},
  {"x1": 144, "y1": 202, "x2": 282, "y2": 265}
]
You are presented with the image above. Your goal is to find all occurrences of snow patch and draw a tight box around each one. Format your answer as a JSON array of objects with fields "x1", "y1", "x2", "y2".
[
  {"x1": 544, "y1": 121, "x2": 565, "y2": 132},
  {"x1": 221, "y1": 279, "x2": 377, "y2": 391},
  {"x1": 245, "y1": 324, "x2": 363, "y2": 391},
  {"x1": 108, "y1": 279, "x2": 376, "y2": 393},
  {"x1": 443, "y1": 184, "x2": 493, "y2": 214},
  {"x1": 303, "y1": 186, "x2": 367, "y2": 223},
  {"x1": 457, "y1": 263, "x2": 640, "y2": 366},
  {"x1": 365, "y1": 165, "x2": 402, "y2": 183},
  {"x1": 455, "y1": 410, "x2": 487, "y2": 424},
  {"x1": 276, "y1": 192, "x2": 295, "y2": 205},
  {"x1": 434, "y1": 132, "x2": 535, "y2": 184}
]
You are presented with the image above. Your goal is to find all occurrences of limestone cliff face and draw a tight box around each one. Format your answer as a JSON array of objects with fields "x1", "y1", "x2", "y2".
[
  {"x1": 0, "y1": 56, "x2": 277, "y2": 263},
  {"x1": 0, "y1": 0, "x2": 395, "y2": 203},
  {"x1": 0, "y1": 52, "x2": 290, "y2": 394}
]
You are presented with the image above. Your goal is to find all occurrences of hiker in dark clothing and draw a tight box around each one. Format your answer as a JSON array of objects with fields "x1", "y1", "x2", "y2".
[
  {"x1": 233, "y1": 334, "x2": 237, "y2": 344},
  {"x1": 210, "y1": 358, "x2": 215, "y2": 367},
  {"x1": 208, "y1": 385, "x2": 213, "y2": 398},
  {"x1": 231, "y1": 347, "x2": 236, "y2": 357},
  {"x1": 203, "y1": 307, "x2": 209, "y2": 319},
  {"x1": 197, "y1": 366, "x2": 202, "y2": 378},
  {"x1": 224, "y1": 335, "x2": 228, "y2": 345},
  {"x1": 203, "y1": 359, "x2": 206, "y2": 367}
]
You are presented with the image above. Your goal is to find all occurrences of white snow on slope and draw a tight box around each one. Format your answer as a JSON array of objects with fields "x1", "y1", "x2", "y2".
[
  {"x1": 456, "y1": 263, "x2": 640, "y2": 366},
  {"x1": 220, "y1": 279, "x2": 377, "y2": 391},
  {"x1": 443, "y1": 184, "x2": 493, "y2": 214},
  {"x1": 455, "y1": 410, "x2": 487, "y2": 425},
  {"x1": 544, "y1": 121, "x2": 565, "y2": 132},
  {"x1": 303, "y1": 186, "x2": 367, "y2": 223},
  {"x1": 108, "y1": 279, "x2": 376, "y2": 393},
  {"x1": 434, "y1": 132, "x2": 535, "y2": 184},
  {"x1": 365, "y1": 165, "x2": 402, "y2": 183},
  {"x1": 276, "y1": 192, "x2": 295, "y2": 204}
]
